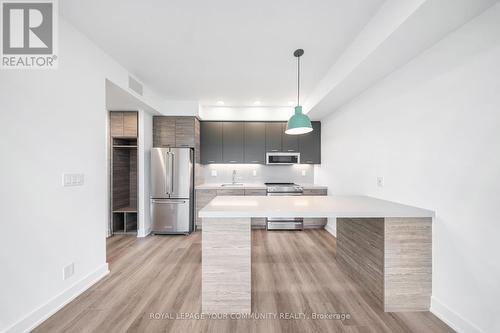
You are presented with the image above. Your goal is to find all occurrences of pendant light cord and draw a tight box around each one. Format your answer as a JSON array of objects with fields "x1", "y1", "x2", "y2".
[{"x1": 297, "y1": 55, "x2": 300, "y2": 106}]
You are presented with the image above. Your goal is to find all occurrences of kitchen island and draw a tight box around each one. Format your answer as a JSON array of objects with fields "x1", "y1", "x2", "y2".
[{"x1": 199, "y1": 195, "x2": 434, "y2": 314}]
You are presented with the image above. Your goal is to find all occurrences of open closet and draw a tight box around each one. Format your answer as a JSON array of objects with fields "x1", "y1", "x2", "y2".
[{"x1": 109, "y1": 111, "x2": 138, "y2": 235}]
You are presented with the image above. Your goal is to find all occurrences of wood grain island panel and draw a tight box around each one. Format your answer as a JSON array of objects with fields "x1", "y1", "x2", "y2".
[
  {"x1": 337, "y1": 217, "x2": 432, "y2": 312},
  {"x1": 202, "y1": 217, "x2": 251, "y2": 314}
]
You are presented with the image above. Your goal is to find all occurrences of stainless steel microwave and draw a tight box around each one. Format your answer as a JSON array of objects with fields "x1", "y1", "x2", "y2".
[{"x1": 266, "y1": 152, "x2": 300, "y2": 165}]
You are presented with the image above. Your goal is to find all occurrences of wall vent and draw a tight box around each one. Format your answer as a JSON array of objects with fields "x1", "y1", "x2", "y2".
[{"x1": 128, "y1": 75, "x2": 143, "y2": 96}]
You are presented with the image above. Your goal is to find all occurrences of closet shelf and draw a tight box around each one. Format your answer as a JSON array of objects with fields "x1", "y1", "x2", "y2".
[{"x1": 113, "y1": 206, "x2": 137, "y2": 213}]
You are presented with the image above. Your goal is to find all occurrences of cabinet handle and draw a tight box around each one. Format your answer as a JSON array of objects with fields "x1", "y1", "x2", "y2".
[
  {"x1": 208, "y1": 160, "x2": 215, "y2": 163},
  {"x1": 251, "y1": 161, "x2": 259, "y2": 163},
  {"x1": 271, "y1": 149, "x2": 278, "y2": 152},
  {"x1": 229, "y1": 160, "x2": 237, "y2": 163},
  {"x1": 287, "y1": 149, "x2": 295, "y2": 152}
]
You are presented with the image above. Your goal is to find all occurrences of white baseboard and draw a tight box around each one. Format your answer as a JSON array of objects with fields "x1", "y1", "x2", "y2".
[
  {"x1": 324, "y1": 222, "x2": 336, "y2": 237},
  {"x1": 4, "y1": 263, "x2": 109, "y2": 333},
  {"x1": 430, "y1": 296, "x2": 484, "y2": 333}
]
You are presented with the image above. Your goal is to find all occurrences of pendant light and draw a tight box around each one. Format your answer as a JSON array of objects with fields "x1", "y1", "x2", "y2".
[{"x1": 285, "y1": 49, "x2": 313, "y2": 135}]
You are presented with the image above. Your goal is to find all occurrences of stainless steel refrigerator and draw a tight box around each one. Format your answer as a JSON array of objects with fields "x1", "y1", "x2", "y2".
[{"x1": 150, "y1": 147, "x2": 194, "y2": 234}]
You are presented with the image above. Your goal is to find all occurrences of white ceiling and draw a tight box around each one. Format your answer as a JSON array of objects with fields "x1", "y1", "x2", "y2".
[{"x1": 61, "y1": 0, "x2": 384, "y2": 107}]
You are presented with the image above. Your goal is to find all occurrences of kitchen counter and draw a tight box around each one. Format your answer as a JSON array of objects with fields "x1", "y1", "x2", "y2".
[
  {"x1": 195, "y1": 183, "x2": 328, "y2": 190},
  {"x1": 200, "y1": 194, "x2": 433, "y2": 314},
  {"x1": 199, "y1": 195, "x2": 434, "y2": 219},
  {"x1": 195, "y1": 183, "x2": 266, "y2": 189}
]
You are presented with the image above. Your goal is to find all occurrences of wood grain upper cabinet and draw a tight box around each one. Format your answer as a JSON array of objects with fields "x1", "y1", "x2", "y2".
[
  {"x1": 110, "y1": 112, "x2": 124, "y2": 137},
  {"x1": 175, "y1": 117, "x2": 196, "y2": 147},
  {"x1": 200, "y1": 122, "x2": 223, "y2": 163},
  {"x1": 244, "y1": 122, "x2": 266, "y2": 163},
  {"x1": 222, "y1": 122, "x2": 244, "y2": 163},
  {"x1": 110, "y1": 112, "x2": 137, "y2": 137},
  {"x1": 298, "y1": 121, "x2": 321, "y2": 164},
  {"x1": 281, "y1": 123, "x2": 298, "y2": 152},
  {"x1": 265, "y1": 122, "x2": 283, "y2": 152},
  {"x1": 153, "y1": 116, "x2": 175, "y2": 147}
]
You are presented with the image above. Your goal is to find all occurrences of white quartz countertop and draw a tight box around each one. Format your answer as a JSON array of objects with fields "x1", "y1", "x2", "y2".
[
  {"x1": 198, "y1": 195, "x2": 434, "y2": 219},
  {"x1": 195, "y1": 183, "x2": 328, "y2": 190},
  {"x1": 195, "y1": 183, "x2": 267, "y2": 189}
]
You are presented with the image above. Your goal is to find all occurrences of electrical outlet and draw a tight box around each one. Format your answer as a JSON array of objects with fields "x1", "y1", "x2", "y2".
[
  {"x1": 377, "y1": 176, "x2": 384, "y2": 187},
  {"x1": 301, "y1": 170, "x2": 306, "y2": 176},
  {"x1": 211, "y1": 170, "x2": 217, "y2": 177},
  {"x1": 63, "y1": 263, "x2": 74, "y2": 280},
  {"x1": 63, "y1": 173, "x2": 84, "y2": 187}
]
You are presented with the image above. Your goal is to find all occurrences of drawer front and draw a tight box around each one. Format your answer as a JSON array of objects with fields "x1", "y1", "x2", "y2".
[
  {"x1": 303, "y1": 218, "x2": 328, "y2": 229},
  {"x1": 251, "y1": 217, "x2": 266, "y2": 229},
  {"x1": 303, "y1": 188, "x2": 327, "y2": 196},
  {"x1": 244, "y1": 189, "x2": 266, "y2": 196},
  {"x1": 216, "y1": 189, "x2": 245, "y2": 196}
]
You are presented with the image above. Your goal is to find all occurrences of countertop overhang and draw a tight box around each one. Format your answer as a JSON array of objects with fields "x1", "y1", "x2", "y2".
[{"x1": 198, "y1": 195, "x2": 434, "y2": 219}]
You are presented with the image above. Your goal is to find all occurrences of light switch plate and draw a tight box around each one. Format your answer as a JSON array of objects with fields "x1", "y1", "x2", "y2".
[
  {"x1": 252, "y1": 170, "x2": 257, "y2": 176},
  {"x1": 211, "y1": 170, "x2": 217, "y2": 177},
  {"x1": 301, "y1": 170, "x2": 306, "y2": 176},
  {"x1": 63, "y1": 173, "x2": 84, "y2": 187}
]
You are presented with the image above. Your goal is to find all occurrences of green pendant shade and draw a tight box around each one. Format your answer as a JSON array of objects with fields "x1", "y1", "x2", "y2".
[
  {"x1": 286, "y1": 106, "x2": 312, "y2": 135},
  {"x1": 286, "y1": 49, "x2": 313, "y2": 135}
]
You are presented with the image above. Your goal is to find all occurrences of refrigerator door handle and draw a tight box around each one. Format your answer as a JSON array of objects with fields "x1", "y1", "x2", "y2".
[
  {"x1": 151, "y1": 199, "x2": 186, "y2": 204},
  {"x1": 165, "y1": 152, "x2": 170, "y2": 195},
  {"x1": 170, "y1": 152, "x2": 175, "y2": 195}
]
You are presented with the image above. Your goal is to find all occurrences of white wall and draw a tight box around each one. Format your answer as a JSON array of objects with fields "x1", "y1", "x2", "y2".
[
  {"x1": 138, "y1": 111, "x2": 153, "y2": 237},
  {"x1": 160, "y1": 100, "x2": 200, "y2": 116},
  {"x1": 199, "y1": 106, "x2": 295, "y2": 121},
  {"x1": 316, "y1": 4, "x2": 500, "y2": 333},
  {"x1": 0, "y1": 17, "x2": 163, "y2": 333}
]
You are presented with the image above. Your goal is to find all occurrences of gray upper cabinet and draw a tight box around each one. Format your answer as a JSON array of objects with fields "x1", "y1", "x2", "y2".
[
  {"x1": 265, "y1": 122, "x2": 283, "y2": 152},
  {"x1": 199, "y1": 120, "x2": 321, "y2": 164},
  {"x1": 200, "y1": 122, "x2": 223, "y2": 163},
  {"x1": 281, "y1": 123, "x2": 298, "y2": 152},
  {"x1": 244, "y1": 122, "x2": 266, "y2": 163},
  {"x1": 222, "y1": 122, "x2": 244, "y2": 163},
  {"x1": 298, "y1": 121, "x2": 321, "y2": 164}
]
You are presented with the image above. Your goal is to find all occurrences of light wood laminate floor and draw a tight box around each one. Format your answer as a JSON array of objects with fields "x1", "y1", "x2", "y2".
[{"x1": 34, "y1": 230, "x2": 454, "y2": 333}]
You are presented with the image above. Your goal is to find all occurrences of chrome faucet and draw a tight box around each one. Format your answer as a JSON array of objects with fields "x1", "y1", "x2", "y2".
[{"x1": 232, "y1": 170, "x2": 237, "y2": 184}]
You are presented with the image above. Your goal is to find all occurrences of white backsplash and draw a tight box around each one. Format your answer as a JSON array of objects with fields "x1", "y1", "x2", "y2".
[{"x1": 200, "y1": 164, "x2": 314, "y2": 184}]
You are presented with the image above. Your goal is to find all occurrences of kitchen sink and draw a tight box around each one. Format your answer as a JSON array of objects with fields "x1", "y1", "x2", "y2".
[{"x1": 220, "y1": 183, "x2": 244, "y2": 187}]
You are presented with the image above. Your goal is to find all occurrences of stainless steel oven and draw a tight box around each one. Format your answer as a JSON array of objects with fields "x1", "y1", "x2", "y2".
[
  {"x1": 266, "y1": 152, "x2": 300, "y2": 165},
  {"x1": 265, "y1": 183, "x2": 303, "y2": 230}
]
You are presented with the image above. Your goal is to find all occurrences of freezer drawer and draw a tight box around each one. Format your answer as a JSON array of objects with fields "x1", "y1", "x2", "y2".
[{"x1": 151, "y1": 199, "x2": 191, "y2": 234}]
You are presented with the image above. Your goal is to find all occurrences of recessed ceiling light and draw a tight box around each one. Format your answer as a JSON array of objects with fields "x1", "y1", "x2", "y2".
[
  {"x1": 254, "y1": 101, "x2": 261, "y2": 106},
  {"x1": 216, "y1": 100, "x2": 225, "y2": 106},
  {"x1": 287, "y1": 101, "x2": 295, "y2": 106}
]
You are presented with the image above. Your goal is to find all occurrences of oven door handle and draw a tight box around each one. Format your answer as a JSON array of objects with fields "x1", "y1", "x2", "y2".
[{"x1": 267, "y1": 192, "x2": 303, "y2": 196}]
